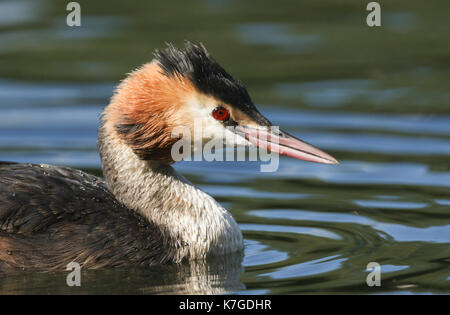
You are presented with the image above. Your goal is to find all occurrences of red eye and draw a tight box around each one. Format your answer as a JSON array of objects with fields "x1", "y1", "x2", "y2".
[{"x1": 212, "y1": 106, "x2": 230, "y2": 121}]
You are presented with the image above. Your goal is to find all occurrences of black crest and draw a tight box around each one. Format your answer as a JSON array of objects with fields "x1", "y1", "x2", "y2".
[{"x1": 154, "y1": 42, "x2": 258, "y2": 115}]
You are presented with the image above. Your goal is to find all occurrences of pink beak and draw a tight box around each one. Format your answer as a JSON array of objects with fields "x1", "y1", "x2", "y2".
[{"x1": 235, "y1": 126, "x2": 339, "y2": 165}]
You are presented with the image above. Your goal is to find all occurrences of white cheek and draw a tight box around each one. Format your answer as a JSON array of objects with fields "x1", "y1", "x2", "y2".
[
  {"x1": 200, "y1": 116, "x2": 252, "y2": 148},
  {"x1": 184, "y1": 95, "x2": 254, "y2": 150},
  {"x1": 223, "y1": 127, "x2": 252, "y2": 147}
]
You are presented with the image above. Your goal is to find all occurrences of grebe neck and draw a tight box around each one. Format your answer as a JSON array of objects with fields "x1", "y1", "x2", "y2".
[{"x1": 98, "y1": 126, "x2": 243, "y2": 262}]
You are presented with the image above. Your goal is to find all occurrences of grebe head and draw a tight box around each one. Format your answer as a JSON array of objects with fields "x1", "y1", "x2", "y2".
[{"x1": 104, "y1": 42, "x2": 338, "y2": 165}]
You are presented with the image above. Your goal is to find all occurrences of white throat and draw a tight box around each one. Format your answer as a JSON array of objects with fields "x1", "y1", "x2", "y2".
[{"x1": 98, "y1": 128, "x2": 243, "y2": 262}]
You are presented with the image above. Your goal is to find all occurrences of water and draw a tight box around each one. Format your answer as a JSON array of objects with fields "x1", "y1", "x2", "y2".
[{"x1": 0, "y1": 0, "x2": 449, "y2": 294}]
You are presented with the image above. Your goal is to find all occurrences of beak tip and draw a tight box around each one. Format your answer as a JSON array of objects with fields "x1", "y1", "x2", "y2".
[
  {"x1": 327, "y1": 157, "x2": 340, "y2": 165},
  {"x1": 318, "y1": 155, "x2": 339, "y2": 165}
]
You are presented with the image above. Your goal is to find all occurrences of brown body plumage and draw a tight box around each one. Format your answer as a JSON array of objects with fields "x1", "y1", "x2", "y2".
[{"x1": 0, "y1": 162, "x2": 177, "y2": 272}]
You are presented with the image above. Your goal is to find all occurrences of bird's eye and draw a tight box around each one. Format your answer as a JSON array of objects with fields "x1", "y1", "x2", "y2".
[{"x1": 212, "y1": 106, "x2": 230, "y2": 121}]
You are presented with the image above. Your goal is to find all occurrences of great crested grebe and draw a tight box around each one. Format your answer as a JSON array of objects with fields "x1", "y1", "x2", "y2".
[{"x1": 0, "y1": 42, "x2": 338, "y2": 272}]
